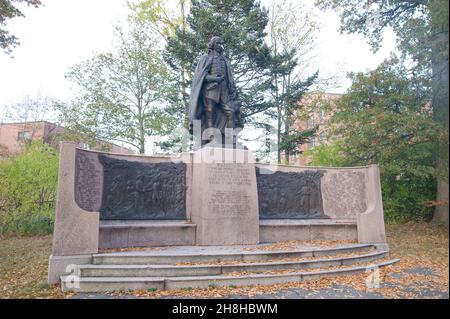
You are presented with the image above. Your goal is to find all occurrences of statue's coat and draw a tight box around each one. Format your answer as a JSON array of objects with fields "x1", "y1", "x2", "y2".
[{"x1": 188, "y1": 53, "x2": 238, "y2": 132}]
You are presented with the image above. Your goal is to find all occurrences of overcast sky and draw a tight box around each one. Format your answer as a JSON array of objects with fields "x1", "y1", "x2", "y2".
[{"x1": 0, "y1": 0, "x2": 397, "y2": 114}]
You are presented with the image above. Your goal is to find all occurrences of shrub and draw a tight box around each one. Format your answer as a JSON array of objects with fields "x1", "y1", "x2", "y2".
[
  {"x1": 381, "y1": 172, "x2": 436, "y2": 223},
  {"x1": 307, "y1": 141, "x2": 436, "y2": 223},
  {"x1": 0, "y1": 141, "x2": 59, "y2": 235}
]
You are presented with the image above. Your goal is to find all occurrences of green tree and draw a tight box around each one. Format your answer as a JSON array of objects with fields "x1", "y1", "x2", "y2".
[
  {"x1": 0, "y1": 0, "x2": 42, "y2": 54},
  {"x1": 129, "y1": 0, "x2": 190, "y2": 130},
  {"x1": 57, "y1": 23, "x2": 177, "y2": 154},
  {"x1": 266, "y1": 0, "x2": 319, "y2": 164},
  {"x1": 0, "y1": 141, "x2": 58, "y2": 235},
  {"x1": 164, "y1": 0, "x2": 272, "y2": 130},
  {"x1": 306, "y1": 140, "x2": 349, "y2": 168},
  {"x1": 274, "y1": 68, "x2": 318, "y2": 164},
  {"x1": 316, "y1": 57, "x2": 445, "y2": 222},
  {"x1": 316, "y1": 0, "x2": 449, "y2": 225}
]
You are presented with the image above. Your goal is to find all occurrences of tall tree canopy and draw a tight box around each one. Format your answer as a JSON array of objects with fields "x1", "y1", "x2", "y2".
[
  {"x1": 130, "y1": 0, "x2": 321, "y2": 158},
  {"x1": 265, "y1": 0, "x2": 319, "y2": 164},
  {"x1": 316, "y1": 0, "x2": 449, "y2": 225},
  {"x1": 164, "y1": 0, "x2": 272, "y2": 129},
  {"x1": 0, "y1": 0, "x2": 42, "y2": 54},
  {"x1": 310, "y1": 57, "x2": 444, "y2": 222},
  {"x1": 129, "y1": 0, "x2": 190, "y2": 131},
  {"x1": 57, "y1": 23, "x2": 177, "y2": 154}
]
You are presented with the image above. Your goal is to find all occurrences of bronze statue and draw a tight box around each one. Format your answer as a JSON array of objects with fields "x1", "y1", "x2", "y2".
[{"x1": 188, "y1": 36, "x2": 243, "y2": 146}]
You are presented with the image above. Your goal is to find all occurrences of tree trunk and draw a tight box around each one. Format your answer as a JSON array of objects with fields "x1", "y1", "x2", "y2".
[
  {"x1": 181, "y1": 64, "x2": 190, "y2": 152},
  {"x1": 430, "y1": 0, "x2": 449, "y2": 227},
  {"x1": 277, "y1": 106, "x2": 282, "y2": 164},
  {"x1": 139, "y1": 122, "x2": 146, "y2": 155},
  {"x1": 138, "y1": 104, "x2": 145, "y2": 154},
  {"x1": 284, "y1": 120, "x2": 289, "y2": 165},
  {"x1": 181, "y1": 0, "x2": 190, "y2": 132},
  {"x1": 182, "y1": 70, "x2": 190, "y2": 131},
  {"x1": 431, "y1": 57, "x2": 449, "y2": 226},
  {"x1": 274, "y1": 73, "x2": 281, "y2": 164},
  {"x1": 284, "y1": 73, "x2": 292, "y2": 166}
]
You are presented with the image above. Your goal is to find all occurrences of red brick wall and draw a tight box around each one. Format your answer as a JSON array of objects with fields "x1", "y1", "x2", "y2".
[
  {"x1": 0, "y1": 121, "x2": 135, "y2": 157},
  {"x1": 0, "y1": 122, "x2": 47, "y2": 155}
]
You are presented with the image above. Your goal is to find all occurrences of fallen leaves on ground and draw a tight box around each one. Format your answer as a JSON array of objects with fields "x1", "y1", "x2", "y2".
[
  {"x1": 106, "y1": 223, "x2": 449, "y2": 299},
  {"x1": 106, "y1": 256, "x2": 446, "y2": 299},
  {"x1": 0, "y1": 235, "x2": 72, "y2": 299},
  {"x1": 0, "y1": 222, "x2": 447, "y2": 299},
  {"x1": 244, "y1": 240, "x2": 358, "y2": 252},
  {"x1": 174, "y1": 249, "x2": 376, "y2": 266}
]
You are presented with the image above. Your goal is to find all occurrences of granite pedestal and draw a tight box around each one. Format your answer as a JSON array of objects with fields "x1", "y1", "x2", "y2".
[{"x1": 191, "y1": 147, "x2": 259, "y2": 245}]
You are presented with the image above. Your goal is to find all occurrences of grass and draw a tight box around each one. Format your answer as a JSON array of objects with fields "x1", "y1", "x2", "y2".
[
  {"x1": 0, "y1": 235, "x2": 68, "y2": 298},
  {"x1": 208, "y1": 283, "x2": 218, "y2": 289},
  {"x1": 0, "y1": 222, "x2": 448, "y2": 299}
]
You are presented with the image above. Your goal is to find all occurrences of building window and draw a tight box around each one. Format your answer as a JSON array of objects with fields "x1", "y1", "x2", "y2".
[
  {"x1": 17, "y1": 131, "x2": 31, "y2": 141},
  {"x1": 319, "y1": 109, "x2": 326, "y2": 121},
  {"x1": 307, "y1": 116, "x2": 315, "y2": 128},
  {"x1": 319, "y1": 132, "x2": 326, "y2": 143},
  {"x1": 308, "y1": 137, "x2": 317, "y2": 149}
]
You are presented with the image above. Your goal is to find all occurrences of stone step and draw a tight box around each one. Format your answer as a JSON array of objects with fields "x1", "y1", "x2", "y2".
[
  {"x1": 93, "y1": 243, "x2": 376, "y2": 265},
  {"x1": 80, "y1": 250, "x2": 388, "y2": 278},
  {"x1": 61, "y1": 258, "x2": 399, "y2": 292}
]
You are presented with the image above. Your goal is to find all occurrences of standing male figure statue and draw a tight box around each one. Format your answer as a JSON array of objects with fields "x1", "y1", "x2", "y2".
[{"x1": 189, "y1": 36, "x2": 243, "y2": 146}]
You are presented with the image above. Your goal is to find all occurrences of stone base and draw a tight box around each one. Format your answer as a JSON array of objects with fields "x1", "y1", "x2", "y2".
[
  {"x1": 98, "y1": 220, "x2": 196, "y2": 249},
  {"x1": 259, "y1": 219, "x2": 358, "y2": 243},
  {"x1": 191, "y1": 147, "x2": 259, "y2": 245},
  {"x1": 357, "y1": 166, "x2": 387, "y2": 243},
  {"x1": 48, "y1": 254, "x2": 93, "y2": 284},
  {"x1": 373, "y1": 243, "x2": 389, "y2": 252},
  {"x1": 52, "y1": 143, "x2": 99, "y2": 256}
]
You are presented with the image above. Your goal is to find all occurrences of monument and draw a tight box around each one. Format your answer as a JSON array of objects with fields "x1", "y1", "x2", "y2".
[
  {"x1": 47, "y1": 36, "x2": 389, "y2": 289},
  {"x1": 189, "y1": 36, "x2": 243, "y2": 147},
  {"x1": 188, "y1": 36, "x2": 259, "y2": 244}
]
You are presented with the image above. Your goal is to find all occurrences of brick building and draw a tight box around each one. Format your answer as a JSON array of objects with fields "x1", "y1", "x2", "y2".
[
  {"x1": 295, "y1": 93, "x2": 343, "y2": 166},
  {"x1": 0, "y1": 121, "x2": 135, "y2": 158}
]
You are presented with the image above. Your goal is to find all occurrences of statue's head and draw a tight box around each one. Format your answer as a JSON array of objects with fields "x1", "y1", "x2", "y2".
[{"x1": 208, "y1": 36, "x2": 224, "y2": 53}]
